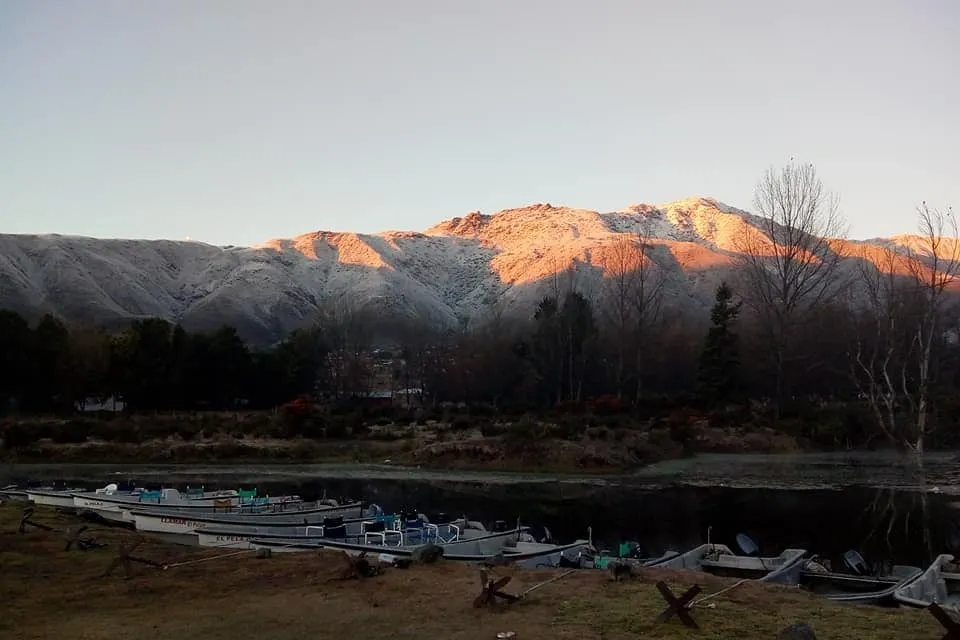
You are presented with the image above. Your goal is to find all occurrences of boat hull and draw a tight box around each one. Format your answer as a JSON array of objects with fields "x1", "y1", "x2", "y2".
[
  {"x1": 195, "y1": 516, "x2": 456, "y2": 549},
  {"x1": 26, "y1": 490, "x2": 82, "y2": 510},
  {"x1": 894, "y1": 554, "x2": 960, "y2": 610},
  {"x1": 646, "y1": 543, "x2": 808, "y2": 585},
  {"x1": 136, "y1": 503, "x2": 366, "y2": 539},
  {"x1": 801, "y1": 565, "x2": 921, "y2": 606}
]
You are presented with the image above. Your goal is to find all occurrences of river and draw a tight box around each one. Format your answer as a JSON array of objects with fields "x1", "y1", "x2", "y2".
[{"x1": 4, "y1": 452, "x2": 959, "y2": 567}]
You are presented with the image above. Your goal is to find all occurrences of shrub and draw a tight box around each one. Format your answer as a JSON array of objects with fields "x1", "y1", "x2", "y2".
[
  {"x1": 469, "y1": 404, "x2": 498, "y2": 418},
  {"x1": 479, "y1": 421, "x2": 502, "y2": 437},
  {"x1": 1, "y1": 422, "x2": 40, "y2": 449},
  {"x1": 450, "y1": 416, "x2": 473, "y2": 431},
  {"x1": 324, "y1": 418, "x2": 350, "y2": 439},
  {"x1": 585, "y1": 426, "x2": 611, "y2": 441},
  {"x1": 50, "y1": 420, "x2": 92, "y2": 444}
]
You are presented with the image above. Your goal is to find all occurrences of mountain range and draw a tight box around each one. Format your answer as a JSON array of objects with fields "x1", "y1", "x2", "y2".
[{"x1": 0, "y1": 197, "x2": 927, "y2": 345}]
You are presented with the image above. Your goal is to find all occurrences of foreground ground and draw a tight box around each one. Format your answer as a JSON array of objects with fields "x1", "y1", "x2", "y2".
[{"x1": 0, "y1": 504, "x2": 943, "y2": 639}]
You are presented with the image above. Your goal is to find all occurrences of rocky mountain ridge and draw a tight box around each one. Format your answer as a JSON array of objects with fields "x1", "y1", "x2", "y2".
[{"x1": 0, "y1": 197, "x2": 928, "y2": 344}]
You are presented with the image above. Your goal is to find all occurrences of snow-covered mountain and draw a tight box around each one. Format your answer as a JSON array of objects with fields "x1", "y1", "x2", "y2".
[{"x1": 0, "y1": 198, "x2": 926, "y2": 344}]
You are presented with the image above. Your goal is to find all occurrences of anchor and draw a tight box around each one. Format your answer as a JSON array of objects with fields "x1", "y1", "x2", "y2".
[
  {"x1": 655, "y1": 581, "x2": 702, "y2": 629},
  {"x1": 102, "y1": 537, "x2": 165, "y2": 579},
  {"x1": 929, "y1": 603, "x2": 960, "y2": 640}
]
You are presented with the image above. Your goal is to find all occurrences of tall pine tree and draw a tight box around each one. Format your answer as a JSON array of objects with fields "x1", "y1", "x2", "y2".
[{"x1": 697, "y1": 282, "x2": 742, "y2": 405}]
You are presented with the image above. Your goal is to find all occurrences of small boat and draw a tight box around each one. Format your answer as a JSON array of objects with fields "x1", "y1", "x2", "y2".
[
  {"x1": 894, "y1": 554, "x2": 960, "y2": 611},
  {"x1": 134, "y1": 501, "x2": 370, "y2": 540},
  {"x1": 646, "y1": 535, "x2": 807, "y2": 585},
  {"x1": 196, "y1": 511, "x2": 461, "y2": 549},
  {"x1": 251, "y1": 523, "x2": 594, "y2": 568},
  {"x1": 26, "y1": 485, "x2": 103, "y2": 510},
  {"x1": 74, "y1": 487, "x2": 310, "y2": 524},
  {"x1": 1, "y1": 485, "x2": 29, "y2": 502},
  {"x1": 573, "y1": 539, "x2": 683, "y2": 570},
  {"x1": 799, "y1": 550, "x2": 921, "y2": 606}
]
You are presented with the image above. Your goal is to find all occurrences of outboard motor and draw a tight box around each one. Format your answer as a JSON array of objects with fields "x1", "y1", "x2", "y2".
[
  {"x1": 736, "y1": 533, "x2": 760, "y2": 557},
  {"x1": 541, "y1": 526, "x2": 554, "y2": 544},
  {"x1": 843, "y1": 549, "x2": 869, "y2": 576}
]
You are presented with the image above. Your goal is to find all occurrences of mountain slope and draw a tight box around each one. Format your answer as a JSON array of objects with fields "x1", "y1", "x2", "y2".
[{"x1": 0, "y1": 198, "x2": 920, "y2": 344}]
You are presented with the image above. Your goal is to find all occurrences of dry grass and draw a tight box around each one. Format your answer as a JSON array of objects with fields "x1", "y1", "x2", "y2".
[{"x1": 0, "y1": 504, "x2": 943, "y2": 639}]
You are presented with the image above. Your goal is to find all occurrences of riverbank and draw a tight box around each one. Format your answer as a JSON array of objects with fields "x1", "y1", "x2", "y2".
[
  {"x1": 0, "y1": 411, "x2": 801, "y2": 473},
  {"x1": 0, "y1": 504, "x2": 940, "y2": 640}
]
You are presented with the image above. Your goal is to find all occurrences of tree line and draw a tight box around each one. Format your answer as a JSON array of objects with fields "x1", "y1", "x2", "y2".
[{"x1": 0, "y1": 161, "x2": 957, "y2": 453}]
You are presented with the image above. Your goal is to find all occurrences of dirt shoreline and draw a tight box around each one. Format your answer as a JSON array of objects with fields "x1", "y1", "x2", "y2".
[{"x1": 0, "y1": 505, "x2": 942, "y2": 640}]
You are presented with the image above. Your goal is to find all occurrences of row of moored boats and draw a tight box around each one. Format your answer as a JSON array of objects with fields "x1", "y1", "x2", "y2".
[
  {"x1": 2, "y1": 483, "x2": 957, "y2": 611},
  {"x1": 1, "y1": 483, "x2": 592, "y2": 568}
]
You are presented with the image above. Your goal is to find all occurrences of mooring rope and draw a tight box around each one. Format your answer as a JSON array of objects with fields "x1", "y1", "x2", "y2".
[
  {"x1": 161, "y1": 539, "x2": 314, "y2": 569},
  {"x1": 162, "y1": 548, "x2": 255, "y2": 569},
  {"x1": 689, "y1": 578, "x2": 750, "y2": 607}
]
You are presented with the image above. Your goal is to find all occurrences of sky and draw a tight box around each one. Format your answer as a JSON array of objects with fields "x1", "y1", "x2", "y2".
[{"x1": 1, "y1": 1, "x2": 957, "y2": 246}]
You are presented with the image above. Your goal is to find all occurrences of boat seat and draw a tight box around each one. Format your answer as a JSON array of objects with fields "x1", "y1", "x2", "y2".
[
  {"x1": 324, "y1": 525, "x2": 347, "y2": 539},
  {"x1": 323, "y1": 516, "x2": 344, "y2": 529},
  {"x1": 364, "y1": 520, "x2": 386, "y2": 533}
]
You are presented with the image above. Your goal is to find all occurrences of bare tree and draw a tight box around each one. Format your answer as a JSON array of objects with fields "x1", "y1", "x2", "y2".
[
  {"x1": 599, "y1": 223, "x2": 665, "y2": 403},
  {"x1": 600, "y1": 236, "x2": 640, "y2": 400},
  {"x1": 735, "y1": 160, "x2": 847, "y2": 417},
  {"x1": 317, "y1": 293, "x2": 374, "y2": 399},
  {"x1": 849, "y1": 204, "x2": 960, "y2": 454},
  {"x1": 630, "y1": 229, "x2": 665, "y2": 403}
]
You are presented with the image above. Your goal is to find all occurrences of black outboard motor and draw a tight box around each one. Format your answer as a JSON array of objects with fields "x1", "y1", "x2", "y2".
[
  {"x1": 736, "y1": 533, "x2": 760, "y2": 557},
  {"x1": 843, "y1": 550, "x2": 869, "y2": 576}
]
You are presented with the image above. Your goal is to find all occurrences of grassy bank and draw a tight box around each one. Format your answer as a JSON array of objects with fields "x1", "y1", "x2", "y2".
[
  {"x1": 0, "y1": 504, "x2": 942, "y2": 639},
  {"x1": 0, "y1": 408, "x2": 802, "y2": 473}
]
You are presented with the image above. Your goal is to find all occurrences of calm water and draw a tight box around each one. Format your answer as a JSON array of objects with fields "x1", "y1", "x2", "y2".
[{"x1": 4, "y1": 452, "x2": 959, "y2": 567}]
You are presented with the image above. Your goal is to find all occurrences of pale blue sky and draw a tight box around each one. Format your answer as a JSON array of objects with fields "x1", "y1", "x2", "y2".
[{"x1": 1, "y1": 0, "x2": 957, "y2": 246}]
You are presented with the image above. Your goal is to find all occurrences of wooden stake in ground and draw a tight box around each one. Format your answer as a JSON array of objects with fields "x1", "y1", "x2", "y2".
[
  {"x1": 17, "y1": 507, "x2": 53, "y2": 534},
  {"x1": 655, "y1": 581, "x2": 702, "y2": 629},
  {"x1": 101, "y1": 537, "x2": 165, "y2": 579},
  {"x1": 928, "y1": 604, "x2": 960, "y2": 640},
  {"x1": 473, "y1": 570, "x2": 519, "y2": 609}
]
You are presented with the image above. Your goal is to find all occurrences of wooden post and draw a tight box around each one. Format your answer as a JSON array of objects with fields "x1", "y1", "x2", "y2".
[
  {"x1": 929, "y1": 604, "x2": 960, "y2": 640},
  {"x1": 654, "y1": 581, "x2": 702, "y2": 630}
]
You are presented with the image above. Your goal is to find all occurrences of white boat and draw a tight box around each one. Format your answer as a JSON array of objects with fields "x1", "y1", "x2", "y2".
[
  {"x1": 138, "y1": 502, "x2": 371, "y2": 541},
  {"x1": 194, "y1": 511, "x2": 455, "y2": 549},
  {"x1": 249, "y1": 520, "x2": 594, "y2": 568},
  {"x1": 26, "y1": 486, "x2": 103, "y2": 509},
  {"x1": 0, "y1": 485, "x2": 29, "y2": 502},
  {"x1": 73, "y1": 487, "x2": 304, "y2": 523},
  {"x1": 646, "y1": 543, "x2": 808, "y2": 584},
  {"x1": 73, "y1": 487, "x2": 294, "y2": 510},
  {"x1": 253, "y1": 525, "x2": 530, "y2": 556},
  {"x1": 894, "y1": 554, "x2": 960, "y2": 611}
]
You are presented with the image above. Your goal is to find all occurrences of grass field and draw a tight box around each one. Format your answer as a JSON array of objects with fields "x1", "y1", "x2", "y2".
[{"x1": 0, "y1": 503, "x2": 942, "y2": 639}]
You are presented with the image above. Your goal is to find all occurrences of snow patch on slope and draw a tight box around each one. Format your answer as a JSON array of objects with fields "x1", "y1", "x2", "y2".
[{"x1": 0, "y1": 198, "x2": 915, "y2": 344}]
